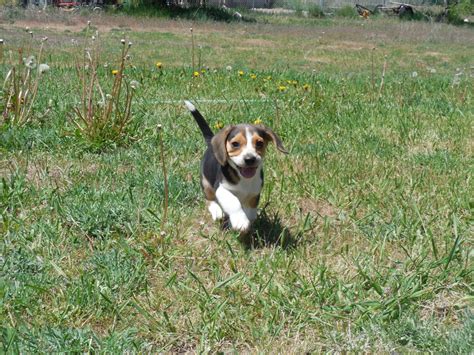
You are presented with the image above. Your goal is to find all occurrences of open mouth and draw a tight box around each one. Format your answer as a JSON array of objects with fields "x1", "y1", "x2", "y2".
[{"x1": 239, "y1": 166, "x2": 258, "y2": 178}]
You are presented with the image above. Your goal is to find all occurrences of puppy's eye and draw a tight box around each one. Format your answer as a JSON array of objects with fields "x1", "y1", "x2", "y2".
[
  {"x1": 231, "y1": 141, "x2": 240, "y2": 148},
  {"x1": 255, "y1": 140, "x2": 264, "y2": 149}
]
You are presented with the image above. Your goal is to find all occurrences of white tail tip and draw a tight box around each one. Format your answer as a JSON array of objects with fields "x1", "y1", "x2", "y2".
[{"x1": 184, "y1": 100, "x2": 196, "y2": 112}]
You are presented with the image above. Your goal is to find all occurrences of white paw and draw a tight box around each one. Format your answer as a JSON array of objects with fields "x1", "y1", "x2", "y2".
[
  {"x1": 208, "y1": 201, "x2": 224, "y2": 221},
  {"x1": 230, "y1": 213, "x2": 251, "y2": 232}
]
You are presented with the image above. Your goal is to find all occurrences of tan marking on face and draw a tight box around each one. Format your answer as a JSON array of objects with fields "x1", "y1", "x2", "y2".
[
  {"x1": 252, "y1": 133, "x2": 267, "y2": 156},
  {"x1": 202, "y1": 177, "x2": 215, "y2": 201},
  {"x1": 226, "y1": 131, "x2": 247, "y2": 157}
]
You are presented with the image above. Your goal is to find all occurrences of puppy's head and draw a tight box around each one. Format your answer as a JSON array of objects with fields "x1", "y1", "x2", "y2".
[{"x1": 211, "y1": 124, "x2": 287, "y2": 179}]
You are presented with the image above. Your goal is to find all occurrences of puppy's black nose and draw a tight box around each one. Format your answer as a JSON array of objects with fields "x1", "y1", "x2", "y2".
[{"x1": 244, "y1": 157, "x2": 256, "y2": 166}]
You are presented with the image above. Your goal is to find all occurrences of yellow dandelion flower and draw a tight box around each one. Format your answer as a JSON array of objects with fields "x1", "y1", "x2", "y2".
[
  {"x1": 214, "y1": 121, "x2": 224, "y2": 129},
  {"x1": 112, "y1": 69, "x2": 119, "y2": 75},
  {"x1": 238, "y1": 70, "x2": 244, "y2": 76},
  {"x1": 250, "y1": 73, "x2": 257, "y2": 79},
  {"x1": 303, "y1": 83, "x2": 311, "y2": 91},
  {"x1": 278, "y1": 85, "x2": 287, "y2": 92},
  {"x1": 254, "y1": 118, "x2": 263, "y2": 125},
  {"x1": 156, "y1": 62, "x2": 163, "y2": 69},
  {"x1": 291, "y1": 80, "x2": 298, "y2": 86},
  {"x1": 263, "y1": 75, "x2": 272, "y2": 82},
  {"x1": 201, "y1": 68, "x2": 206, "y2": 73},
  {"x1": 193, "y1": 71, "x2": 200, "y2": 77}
]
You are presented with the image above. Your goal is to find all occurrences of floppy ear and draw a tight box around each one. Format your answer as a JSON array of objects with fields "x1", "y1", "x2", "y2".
[
  {"x1": 211, "y1": 126, "x2": 234, "y2": 165},
  {"x1": 262, "y1": 127, "x2": 288, "y2": 154}
]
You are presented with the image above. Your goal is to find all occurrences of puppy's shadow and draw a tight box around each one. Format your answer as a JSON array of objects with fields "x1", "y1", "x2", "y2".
[{"x1": 238, "y1": 208, "x2": 296, "y2": 250}]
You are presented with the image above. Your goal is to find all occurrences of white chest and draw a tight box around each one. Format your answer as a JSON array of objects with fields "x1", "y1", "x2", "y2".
[{"x1": 221, "y1": 167, "x2": 263, "y2": 199}]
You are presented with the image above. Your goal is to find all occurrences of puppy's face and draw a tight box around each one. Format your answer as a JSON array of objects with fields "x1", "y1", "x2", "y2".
[{"x1": 212, "y1": 124, "x2": 287, "y2": 179}]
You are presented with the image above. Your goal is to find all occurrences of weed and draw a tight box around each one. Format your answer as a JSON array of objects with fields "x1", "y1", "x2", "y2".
[
  {"x1": 71, "y1": 28, "x2": 138, "y2": 150},
  {"x1": 308, "y1": 5, "x2": 325, "y2": 18},
  {"x1": 1, "y1": 34, "x2": 49, "y2": 127},
  {"x1": 335, "y1": 5, "x2": 358, "y2": 18}
]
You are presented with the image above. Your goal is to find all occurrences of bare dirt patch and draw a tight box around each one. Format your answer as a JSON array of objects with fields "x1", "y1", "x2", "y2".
[
  {"x1": 321, "y1": 40, "x2": 373, "y2": 51},
  {"x1": 298, "y1": 197, "x2": 337, "y2": 218},
  {"x1": 241, "y1": 38, "x2": 275, "y2": 47},
  {"x1": 8, "y1": 14, "x2": 235, "y2": 36}
]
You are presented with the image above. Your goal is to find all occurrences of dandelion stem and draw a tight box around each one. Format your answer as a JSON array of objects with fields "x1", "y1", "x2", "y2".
[
  {"x1": 22, "y1": 41, "x2": 46, "y2": 125},
  {"x1": 190, "y1": 28, "x2": 195, "y2": 76},
  {"x1": 157, "y1": 125, "x2": 169, "y2": 228},
  {"x1": 371, "y1": 47, "x2": 375, "y2": 97},
  {"x1": 274, "y1": 97, "x2": 280, "y2": 129},
  {"x1": 378, "y1": 56, "x2": 387, "y2": 99}
]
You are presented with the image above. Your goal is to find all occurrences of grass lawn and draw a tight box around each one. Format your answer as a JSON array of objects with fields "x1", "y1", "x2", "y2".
[{"x1": 1, "y1": 8, "x2": 473, "y2": 352}]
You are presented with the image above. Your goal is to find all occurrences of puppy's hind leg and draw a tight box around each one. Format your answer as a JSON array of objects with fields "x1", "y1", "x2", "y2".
[{"x1": 207, "y1": 200, "x2": 224, "y2": 221}]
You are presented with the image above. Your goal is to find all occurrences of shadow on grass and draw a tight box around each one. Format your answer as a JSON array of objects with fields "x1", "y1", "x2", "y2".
[{"x1": 237, "y1": 208, "x2": 297, "y2": 250}]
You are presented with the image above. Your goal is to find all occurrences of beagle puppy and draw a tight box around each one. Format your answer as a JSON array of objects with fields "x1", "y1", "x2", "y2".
[{"x1": 185, "y1": 100, "x2": 287, "y2": 233}]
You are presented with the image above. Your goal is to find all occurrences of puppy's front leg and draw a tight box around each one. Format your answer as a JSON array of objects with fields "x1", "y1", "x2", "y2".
[{"x1": 215, "y1": 186, "x2": 251, "y2": 232}]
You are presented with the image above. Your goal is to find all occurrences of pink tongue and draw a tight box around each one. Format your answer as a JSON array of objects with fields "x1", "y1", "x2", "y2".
[{"x1": 240, "y1": 167, "x2": 257, "y2": 178}]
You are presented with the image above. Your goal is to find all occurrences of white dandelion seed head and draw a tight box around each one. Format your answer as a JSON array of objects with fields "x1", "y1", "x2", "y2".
[
  {"x1": 452, "y1": 72, "x2": 462, "y2": 86},
  {"x1": 106, "y1": 94, "x2": 112, "y2": 100},
  {"x1": 0, "y1": 39, "x2": 4, "y2": 44},
  {"x1": 42, "y1": 36, "x2": 48, "y2": 42},
  {"x1": 128, "y1": 41, "x2": 132, "y2": 47},
  {"x1": 130, "y1": 80, "x2": 139, "y2": 90},
  {"x1": 121, "y1": 38, "x2": 125, "y2": 44},
  {"x1": 39, "y1": 63, "x2": 50, "y2": 74},
  {"x1": 87, "y1": 20, "x2": 91, "y2": 25},
  {"x1": 226, "y1": 65, "x2": 232, "y2": 71},
  {"x1": 411, "y1": 71, "x2": 418, "y2": 78},
  {"x1": 24, "y1": 55, "x2": 37, "y2": 69},
  {"x1": 160, "y1": 231, "x2": 166, "y2": 237}
]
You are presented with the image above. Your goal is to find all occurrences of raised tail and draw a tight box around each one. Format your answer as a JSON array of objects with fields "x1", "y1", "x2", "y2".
[{"x1": 184, "y1": 100, "x2": 214, "y2": 145}]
